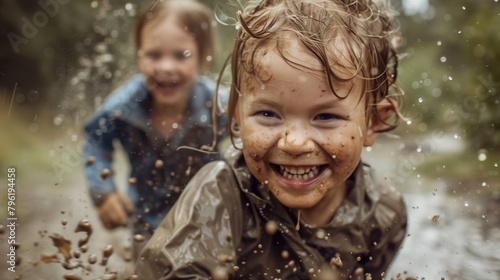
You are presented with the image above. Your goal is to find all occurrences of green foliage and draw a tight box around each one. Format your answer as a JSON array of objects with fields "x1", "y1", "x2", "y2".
[
  {"x1": 0, "y1": 1, "x2": 236, "y2": 127},
  {"x1": 397, "y1": 0, "x2": 500, "y2": 150},
  {"x1": 1, "y1": 0, "x2": 497, "y2": 149}
]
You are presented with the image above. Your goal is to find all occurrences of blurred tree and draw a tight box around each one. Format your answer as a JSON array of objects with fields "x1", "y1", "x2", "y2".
[
  {"x1": 3, "y1": 0, "x2": 496, "y2": 150},
  {"x1": 0, "y1": 1, "x2": 96, "y2": 122},
  {"x1": 396, "y1": 0, "x2": 499, "y2": 150},
  {"x1": 1, "y1": 0, "x2": 235, "y2": 128},
  {"x1": 460, "y1": 3, "x2": 500, "y2": 150}
]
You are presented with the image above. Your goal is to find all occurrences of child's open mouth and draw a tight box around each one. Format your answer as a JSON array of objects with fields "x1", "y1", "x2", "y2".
[
  {"x1": 271, "y1": 164, "x2": 328, "y2": 180},
  {"x1": 156, "y1": 80, "x2": 180, "y2": 88}
]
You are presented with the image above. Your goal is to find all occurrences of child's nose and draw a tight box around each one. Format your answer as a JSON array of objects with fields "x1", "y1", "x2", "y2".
[
  {"x1": 277, "y1": 125, "x2": 315, "y2": 156},
  {"x1": 156, "y1": 57, "x2": 177, "y2": 73}
]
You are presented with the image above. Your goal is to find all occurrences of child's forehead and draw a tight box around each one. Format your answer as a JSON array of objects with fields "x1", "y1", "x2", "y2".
[
  {"x1": 242, "y1": 42, "x2": 361, "y2": 97},
  {"x1": 250, "y1": 34, "x2": 359, "y2": 81}
]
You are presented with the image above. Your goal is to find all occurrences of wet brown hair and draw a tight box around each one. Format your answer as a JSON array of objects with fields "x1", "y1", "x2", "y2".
[
  {"x1": 223, "y1": 0, "x2": 404, "y2": 146},
  {"x1": 133, "y1": 0, "x2": 216, "y2": 68}
]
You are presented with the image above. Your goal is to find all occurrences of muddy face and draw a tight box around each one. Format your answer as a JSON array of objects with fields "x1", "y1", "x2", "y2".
[{"x1": 235, "y1": 39, "x2": 370, "y2": 226}]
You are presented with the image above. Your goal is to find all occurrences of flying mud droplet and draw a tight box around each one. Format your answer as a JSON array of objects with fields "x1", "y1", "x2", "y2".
[
  {"x1": 102, "y1": 244, "x2": 114, "y2": 258},
  {"x1": 316, "y1": 229, "x2": 326, "y2": 239},
  {"x1": 80, "y1": 245, "x2": 88, "y2": 253},
  {"x1": 217, "y1": 253, "x2": 231, "y2": 264},
  {"x1": 318, "y1": 263, "x2": 341, "y2": 280},
  {"x1": 432, "y1": 214, "x2": 440, "y2": 223},
  {"x1": 100, "y1": 168, "x2": 111, "y2": 179},
  {"x1": 354, "y1": 267, "x2": 364, "y2": 276},
  {"x1": 330, "y1": 254, "x2": 343, "y2": 268},
  {"x1": 211, "y1": 266, "x2": 229, "y2": 280},
  {"x1": 281, "y1": 250, "x2": 289, "y2": 259},
  {"x1": 48, "y1": 233, "x2": 73, "y2": 261},
  {"x1": 101, "y1": 273, "x2": 118, "y2": 279},
  {"x1": 74, "y1": 219, "x2": 93, "y2": 247},
  {"x1": 128, "y1": 177, "x2": 137, "y2": 184},
  {"x1": 73, "y1": 250, "x2": 81, "y2": 259},
  {"x1": 88, "y1": 254, "x2": 97, "y2": 264},
  {"x1": 155, "y1": 159, "x2": 164, "y2": 169},
  {"x1": 265, "y1": 220, "x2": 278, "y2": 235},
  {"x1": 86, "y1": 156, "x2": 95, "y2": 166},
  {"x1": 63, "y1": 273, "x2": 83, "y2": 280},
  {"x1": 133, "y1": 234, "x2": 146, "y2": 243}
]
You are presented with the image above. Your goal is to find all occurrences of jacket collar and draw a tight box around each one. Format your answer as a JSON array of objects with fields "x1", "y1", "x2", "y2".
[{"x1": 223, "y1": 144, "x2": 370, "y2": 253}]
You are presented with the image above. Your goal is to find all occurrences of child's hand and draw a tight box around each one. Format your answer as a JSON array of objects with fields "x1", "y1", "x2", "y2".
[{"x1": 98, "y1": 192, "x2": 135, "y2": 229}]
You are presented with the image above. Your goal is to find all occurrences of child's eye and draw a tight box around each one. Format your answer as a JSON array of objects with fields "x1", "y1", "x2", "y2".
[
  {"x1": 315, "y1": 113, "x2": 342, "y2": 121},
  {"x1": 145, "y1": 51, "x2": 162, "y2": 60},
  {"x1": 175, "y1": 50, "x2": 192, "y2": 60},
  {"x1": 257, "y1": 110, "x2": 278, "y2": 118}
]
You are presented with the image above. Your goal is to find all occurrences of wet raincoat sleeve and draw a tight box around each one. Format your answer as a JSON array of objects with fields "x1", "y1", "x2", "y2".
[
  {"x1": 134, "y1": 161, "x2": 243, "y2": 279},
  {"x1": 364, "y1": 183, "x2": 407, "y2": 277},
  {"x1": 82, "y1": 113, "x2": 118, "y2": 206}
]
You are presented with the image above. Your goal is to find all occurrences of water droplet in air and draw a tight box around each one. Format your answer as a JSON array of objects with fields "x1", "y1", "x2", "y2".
[
  {"x1": 183, "y1": 50, "x2": 192, "y2": 58},
  {"x1": 477, "y1": 149, "x2": 487, "y2": 161}
]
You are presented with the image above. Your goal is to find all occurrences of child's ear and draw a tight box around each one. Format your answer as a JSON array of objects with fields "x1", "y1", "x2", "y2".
[{"x1": 363, "y1": 98, "x2": 397, "y2": 147}]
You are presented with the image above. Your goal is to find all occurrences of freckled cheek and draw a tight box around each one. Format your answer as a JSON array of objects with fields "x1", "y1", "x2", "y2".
[
  {"x1": 241, "y1": 129, "x2": 277, "y2": 159},
  {"x1": 241, "y1": 135, "x2": 270, "y2": 177},
  {"x1": 321, "y1": 140, "x2": 362, "y2": 171},
  {"x1": 246, "y1": 157, "x2": 264, "y2": 175}
]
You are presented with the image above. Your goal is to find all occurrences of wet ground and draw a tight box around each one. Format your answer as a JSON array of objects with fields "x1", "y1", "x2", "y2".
[
  {"x1": 1, "y1": 135, "x2": 499, "y2": 279},
  {"x1": 364, "y1": 135, "x2": 500, "y2": 279},
  {"x1": 389, "y1": 191, "x2": 500, "y2": 279}
]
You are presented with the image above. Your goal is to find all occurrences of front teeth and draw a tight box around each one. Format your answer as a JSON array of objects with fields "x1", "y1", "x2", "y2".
[{"x1": 280, "y1": 166, "x2": 319, "y2": 179}]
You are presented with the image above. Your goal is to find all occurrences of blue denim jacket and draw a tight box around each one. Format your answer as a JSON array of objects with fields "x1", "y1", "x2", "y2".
[{"x1": 82, "y1": 74, "x2": 228, "y2": 234}]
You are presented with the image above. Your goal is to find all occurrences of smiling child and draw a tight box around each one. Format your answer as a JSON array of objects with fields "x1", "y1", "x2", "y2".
[
  {"x1": 82, "y1": 0, "x2": 227, "y2": 259},
  {"x1": 135, "y1": 0, "x2": 407, "y2": 278}
]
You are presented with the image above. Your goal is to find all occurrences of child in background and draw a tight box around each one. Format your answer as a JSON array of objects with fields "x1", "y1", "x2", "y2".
[
  {"x1": 135, "y1": 0, "x2": 407, "y2": 279},
  {"x1": 82, "y1": 0, "x2": 227, "y2": 258}
]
